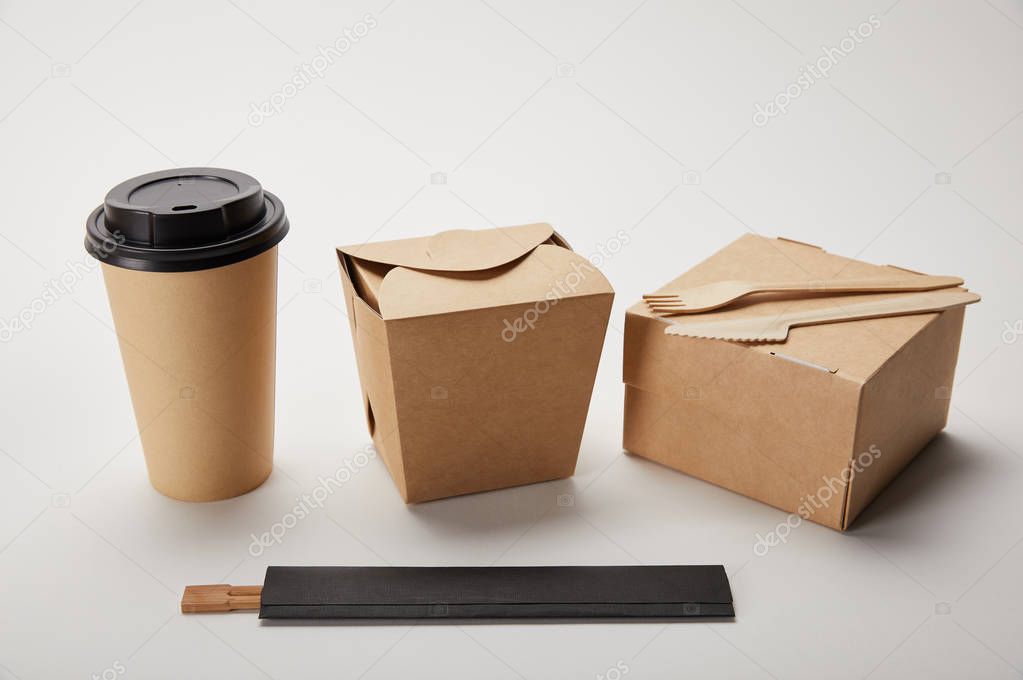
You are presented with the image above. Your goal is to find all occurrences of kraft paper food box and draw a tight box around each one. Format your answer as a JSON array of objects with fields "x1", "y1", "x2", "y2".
[
  {"x1": 337, "y1": 223, "x2": 614, "y2": 502},
  {"x1": 624, "y1": 234, "x2": 975, "y2": 530}
]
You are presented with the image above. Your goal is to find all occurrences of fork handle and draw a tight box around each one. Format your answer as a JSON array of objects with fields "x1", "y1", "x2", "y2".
[{"x1": 757, "y1": 275, "x2": 963, "y2": 294}]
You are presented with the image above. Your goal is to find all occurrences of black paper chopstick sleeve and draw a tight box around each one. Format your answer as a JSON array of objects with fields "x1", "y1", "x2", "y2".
[{"x1": 258, "y1": 565, "x2": 734, "y2": 619}]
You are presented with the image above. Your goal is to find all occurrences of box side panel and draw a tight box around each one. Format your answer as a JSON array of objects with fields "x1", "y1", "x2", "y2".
[
  {"x1": 844, "y1": 307, "x2": 966, "y2": 528},
  {"x1": 623, "y1": 311, "x2": 862, "y2": 530},
  {"x1": 336, "y1": 252, "x2": 359, "y2": 342},
  {"x1": 623, "y1": 382, "x2": 861, "y2": 530},
  {"x1": 385, "y1": 292, "x2": 613, "y2": 502},
  {"x1": 624, "y1": 310, "x2": 749, "y2": 398},
  {"x1": 338, "y1": 253, "x2": 407, "y2": 500}
]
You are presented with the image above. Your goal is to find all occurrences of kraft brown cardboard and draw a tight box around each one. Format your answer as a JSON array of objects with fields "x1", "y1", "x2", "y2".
[
  {"x1": 623, "y1": 235, "x2": 976, "y2": 530},
  {"x1": 102, "y1": 247, "x2": 279, "y2": 501},
  {"x1": 337, "y1": 224, "x2": 614, "y2": 502}
]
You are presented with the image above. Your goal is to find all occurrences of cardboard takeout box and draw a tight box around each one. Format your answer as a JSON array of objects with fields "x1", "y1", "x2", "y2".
[
  {"x1": 337, "y1": 223, "x2": 614, "y2": 502},
  {"x1": 624, "y1": 234, "x2": 976, "y2": 530}
]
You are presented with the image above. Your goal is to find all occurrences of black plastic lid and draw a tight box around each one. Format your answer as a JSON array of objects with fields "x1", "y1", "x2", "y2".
[{"x1": 85, "y1": 167, "x2": 289, "y2": 272}]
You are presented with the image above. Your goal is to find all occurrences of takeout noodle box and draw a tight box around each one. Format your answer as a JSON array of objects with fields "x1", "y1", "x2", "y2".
[
  {"x1": 337, "y1": 223, "x2": 614, "y2": 502},
  {"x1": 624, "y1": 234, "x2": 976, "y2": 530}
]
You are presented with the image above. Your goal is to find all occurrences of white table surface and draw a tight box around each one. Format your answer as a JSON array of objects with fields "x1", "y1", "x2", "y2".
[{"x1": 1, "y1": 1, "x2": 1022, "y2": 678}]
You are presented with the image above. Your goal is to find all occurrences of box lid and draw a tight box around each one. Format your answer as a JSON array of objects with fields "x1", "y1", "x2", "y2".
[
  {"x1": 629, "y1": 234, "x2": 967, "y2": 383},
  {"x1": 340, "y1": 222, "x2": 554, "y2": 271},
  {"x1": 339, "y1": 223, "x2": 613, "y2": 320}
]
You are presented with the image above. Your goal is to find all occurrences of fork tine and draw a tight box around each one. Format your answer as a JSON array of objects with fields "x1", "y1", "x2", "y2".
[
  {"x1": 642, "y1": 294, "x2": 682, "y2": 300},
  {"x1": 646, "y1": 301, "x2": 686, "y2": 308}
]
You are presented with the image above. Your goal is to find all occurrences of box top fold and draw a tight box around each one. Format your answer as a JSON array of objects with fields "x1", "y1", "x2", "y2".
[
  {"x1": 338, "y1": 223, "x2": 613, "y2": 320},
  {"x1": 628, "y1": 234, "x2": 970, "y2": 383},
  {"x1": 338, "y1": 223, "x2": 554, "y2": 272}
]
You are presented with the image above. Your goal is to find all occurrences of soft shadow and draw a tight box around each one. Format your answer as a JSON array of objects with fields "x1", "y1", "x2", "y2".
[
  {"x1": 401, "y1": 475, "x2": 581, "y2": 535},
  {"x1": 847, "y1": 431, "x2": 978, "y2": 533}
]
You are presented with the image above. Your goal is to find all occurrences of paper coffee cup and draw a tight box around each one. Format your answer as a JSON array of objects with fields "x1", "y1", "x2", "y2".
[{"x1": 85, "y1": 168, "x2": 289, "y2": 501}]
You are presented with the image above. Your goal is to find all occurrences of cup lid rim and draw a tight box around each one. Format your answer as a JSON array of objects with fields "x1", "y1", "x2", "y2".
[{"x1": 85, "y1": 168, "x2": 289, "y2": 272}]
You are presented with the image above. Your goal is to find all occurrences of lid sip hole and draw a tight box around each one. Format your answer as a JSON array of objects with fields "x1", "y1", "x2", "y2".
[{"x1": 172, "y1": 204, "x2": 197, "y2": 211}]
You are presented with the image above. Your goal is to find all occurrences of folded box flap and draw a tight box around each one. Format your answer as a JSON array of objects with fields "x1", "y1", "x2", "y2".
[
  {"x1": 378, "y1": 243, "x2": 612, "y2": 319},
  {"x1": 339, "y1": 223, "x2": 554, "y2": 272},
  {"x1": 630, "y1": 234, "x2": 972, "y2": 382}
]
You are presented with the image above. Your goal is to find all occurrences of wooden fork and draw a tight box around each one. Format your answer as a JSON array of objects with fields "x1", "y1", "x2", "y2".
[
  {"x1": 644, "y1": 275, "x2": 963, "y2": 315},
  {"x1": 664, "y1": 289, "x2": 980, "y2": 342}
]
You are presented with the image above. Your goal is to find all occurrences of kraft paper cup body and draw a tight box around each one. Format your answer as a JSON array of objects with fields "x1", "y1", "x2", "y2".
[
  {"x1": 101, "y1": 247, "x2": 279, "y2": 500},
  {"x1": 86, "y1": 168, "x2": 289, "y2": 501}
]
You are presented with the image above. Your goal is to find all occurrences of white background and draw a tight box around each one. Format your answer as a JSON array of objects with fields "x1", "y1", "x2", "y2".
[{"x1": 2, "y1": 1, "x2": 1022, "y2": 678}]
